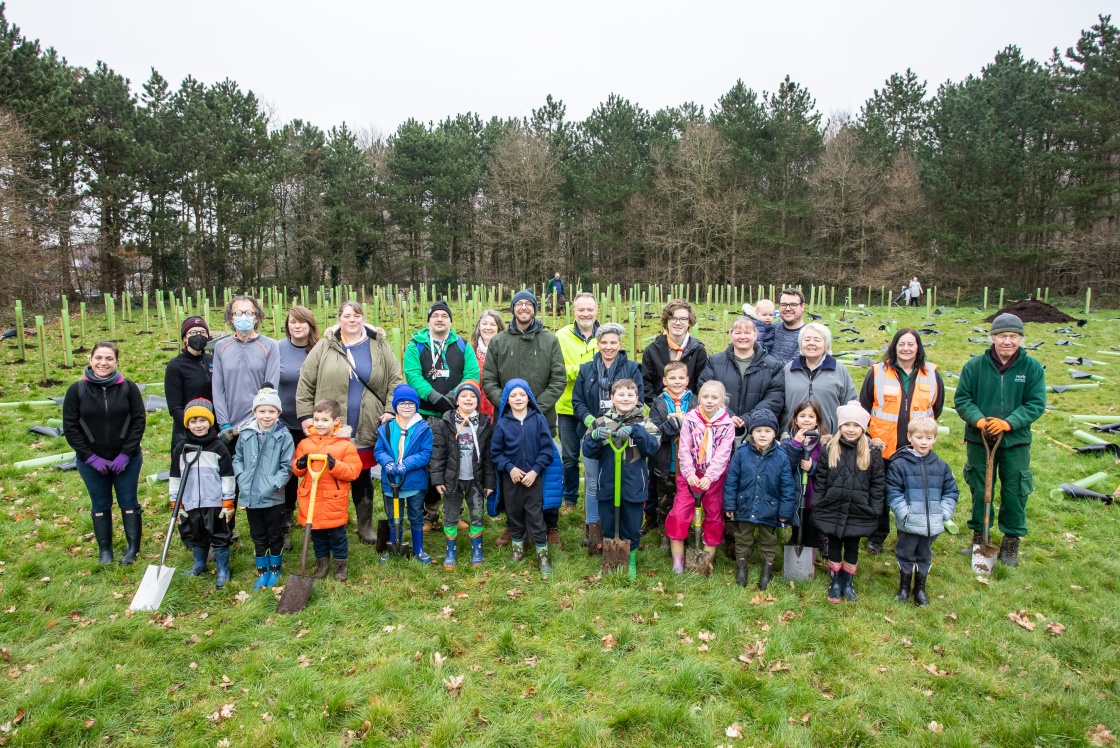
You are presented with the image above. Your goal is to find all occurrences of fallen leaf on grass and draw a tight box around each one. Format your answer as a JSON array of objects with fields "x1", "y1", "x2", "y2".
[
  {"x1": 1087, "y1": 724, "x2": 1117, "y2": 746},
  {"x1": 443, "y1": 674, "x2": 463, "y2": 697},
  {"x1": 233, "y1": 591, "x2": 250, "y2": 605},
  {"x1": 1008, "y1": 610, "x2": 1036, "y2": 631},
  {"x1": 520, "y1": 686, "x2": 536, "y2": 699},
  {"x1": 208, "y1": 703, "x2": 235, "y2": 723},
  {"x1": 0, "y1": 649, "x2": 8, "y2": 662},
  {"x1": 295, "y1": 628, "x2": 309, "y2": 638},
  {"x1": 901, "y1": 637, "x2": 913, "y2": 648},
  {"x1": 779, "y1": 610, "x2": 796, "y2": 625},
  {"x1": 83, "y1": 718, "x2": 95, "y2": 729},
  {"x1": 217, "y1": 739, "x2": 230, "y2": 748},
  {"x1": 725, "y1": 721, "x2": 744, "y2": 739},
  {"x1": 786, "y1": 712, "x2": 812, "y2": 725},
  {"x1": 168, "y1": 682, "x2": 184, "y2": 693},
  {"x1": 929, "y1": 721, "x2": 944, "y2": 733},
  {"x1": 522, "y1": 656, "x2": 537, "y2": 667},
  {"x1": 698, "y1": 630, "x2": 716, "y2": 642},
  {"x1": 768, "y1": 661, "x2": 790, "y2": 673},
  {"x1": 506, "y1": 588, "x2": 524, "y2": 600},
  {"x1": 432, "y1": 652, "x2": 446, "y2": 668},
  {"x1": 188, "y1": 635, "x2": 201, "y2": 645},
  {"x1": 975, "y1": 576, "x2": 989, "y2": 585},
  {"x1": 677, "y1": 628, "x2": 694, "y2": 645},
  {"x1": 260, "y1": 712, "x2": 273, "y2": 722},
  {"x1": 749, "y1": 593, "x2": 776, "y2": 606},
  {"x1": 601, "y1": 634, "x2": 617, "y2": 651},
  {"x1": 1046, "y1": 621, "x2": 1066, "y2": 636},
  {"x1": 12, "y1": 710, "x2": 23, "y2": 726},
  {"x1": 440, "y1": 606, "x2": 455, "y2": 619},
  {"x1": 698, "y1": 644, "x2": 709, "y2": 652},
  {"x1": 454, "y1": 591, "x2": 469, "y2": 599},
  {"x1": 297, "y1": 655, "x2": 313, "y2": 668}
]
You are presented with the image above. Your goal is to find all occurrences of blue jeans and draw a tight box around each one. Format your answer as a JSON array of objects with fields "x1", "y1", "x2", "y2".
[
  {"x1": 384, "y1": 489, "x2": 425, "y2": 529},
  {"x1": 77, "y1": 454, "x2": 143, "y2": 513},
  {"x1": 311, "y1": 526, "x2": 348, "y2": 559},
  {"x1": 583, "y1": 456, "x2": 600, "y2": 523},
  {"x1": 557, "y1": 414, "x2": 581, "y2": 504}
]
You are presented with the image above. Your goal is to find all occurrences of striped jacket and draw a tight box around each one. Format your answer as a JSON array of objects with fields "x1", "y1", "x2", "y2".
[{"x1": 170, "y1": 430, "x2": 236, "y2": 511}]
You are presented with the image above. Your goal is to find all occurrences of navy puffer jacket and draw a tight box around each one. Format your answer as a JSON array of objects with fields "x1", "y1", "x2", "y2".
[
  {"x1": 885, "y1": 446, "x2": 960, "y2": 537},
  {"x1": 722, "y1": 441, "x2": 798, "y2": 527}
]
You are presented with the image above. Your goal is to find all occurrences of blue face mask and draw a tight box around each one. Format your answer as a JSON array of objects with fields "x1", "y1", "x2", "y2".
[{"x1": 233, "y1": 316, "x2": 255, "y2": 334}]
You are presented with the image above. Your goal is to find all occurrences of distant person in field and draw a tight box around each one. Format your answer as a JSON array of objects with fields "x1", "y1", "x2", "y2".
[
  {"x1": 767, "y1": 289, "x2": 807, "y2": 366},
  {"x1": 641, "y1": 299, "x2": 709, "y2": 403},
  {"x1": 953, "y1": 313, "x2": 1046, "y2": 568},
  {"x1": 907, "y1": 277, "x2": 923, "y2": 306},
  {"x1": 547, "y1": 272, "x2": 566, "y2": 307}
]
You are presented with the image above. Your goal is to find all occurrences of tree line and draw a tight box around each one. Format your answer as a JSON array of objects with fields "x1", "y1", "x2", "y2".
[{"x1": 1, "y1": 6, "x2": 1118, "y2": 306}]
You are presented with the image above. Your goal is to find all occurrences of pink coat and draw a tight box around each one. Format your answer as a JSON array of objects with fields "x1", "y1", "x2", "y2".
[{"x1": 677, "y1": 407, "x2": 735, "y2": 482}]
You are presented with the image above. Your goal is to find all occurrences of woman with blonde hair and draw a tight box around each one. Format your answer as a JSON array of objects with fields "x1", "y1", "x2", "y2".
[{"x1": 470, "y1": 309, "x2": 503, "y2": 421}]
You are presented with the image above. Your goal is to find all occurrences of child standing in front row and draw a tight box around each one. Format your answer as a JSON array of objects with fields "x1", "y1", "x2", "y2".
[
  {"x1": 886, "y1": 417, "x2": 959, "y2": 606},
  {"x1": 723, "y1": 409, "x2": 797, "y2": 590},
  {"x1": 170, "y1": 398, "x2": 236, "y2": 589},
  {"x1": 648, "y1": 361, "x2": 693, "y2": 549},
  {"x1": 812, "y1": 400, "x2": 885, "y2": 603},
  {"x1": 292, "y1": 398, "x2": 362, "y2": 581},
  {"x1": 490, "y1": 379, "x2": 555, "y2": 578},
  {"x1": 663, "y1": 380, "x2": 736, "y2": 573},
  {"x1": 781, "y1": 400, "x2": 828, "y2": 560},
  {"x1": 582, "y1": 378, "x2": 660, "y2": 578},
  {"x1": 374, "y1": 385, "x2": 434, "y2": 564},
  {"x1": 234, "y1": 385, "x2": 294, "y2": 589}
]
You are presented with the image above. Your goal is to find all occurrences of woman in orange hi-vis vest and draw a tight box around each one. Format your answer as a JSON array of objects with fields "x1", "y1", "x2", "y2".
[{"x1": 858, "y1": 328, "x2": 945, "y2": 554}]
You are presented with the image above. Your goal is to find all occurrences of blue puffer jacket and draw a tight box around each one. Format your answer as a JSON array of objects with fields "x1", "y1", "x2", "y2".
[
  {"x1": 374, "y1": 413, "x2": 433, "y2": 494},
  {"x1": 581, "y1": 406, "x2": 660, "y2": 505},
  {"x1": 722, "y1": 441, "x2": 798, "y2": 527},
  {"x1": 571, "y1": 352, "x2": 644, "y2": 438},
  {"x1": 233, "y1": 420, "x2": 295, "y2": 509},
  {"x1": 886, "y1": 445, "x2": 959, "y2": 537}
]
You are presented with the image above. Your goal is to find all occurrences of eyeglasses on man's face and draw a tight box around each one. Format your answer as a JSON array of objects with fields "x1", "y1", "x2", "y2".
[
  {"x1": 232, "y1": 310, "x2": 256, "y2": 319},
  {"x1": 779, "y1": 302, "x2": 802, "y2": 309}
]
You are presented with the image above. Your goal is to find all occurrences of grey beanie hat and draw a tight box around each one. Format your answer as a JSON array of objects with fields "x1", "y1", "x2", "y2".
[{"x1": 990, "y1": 313, "x2": 1025, "y2": 336}]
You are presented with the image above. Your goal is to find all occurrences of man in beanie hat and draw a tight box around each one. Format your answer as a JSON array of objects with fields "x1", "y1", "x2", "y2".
[
  {"x1": 954, "y1": 312, "x2": 1046, "y2": 566},
  {"x1": 403, "y1": 299, "x2": 480, "y2": 531},
  {"x1": 481, "y1": 288, "x2": 566, "y2": 548}
]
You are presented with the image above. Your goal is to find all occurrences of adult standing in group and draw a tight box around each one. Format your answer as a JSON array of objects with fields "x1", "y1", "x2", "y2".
[
  {"x1": 698, "y1": 315, "x2": 785, "y2": 439},
  {"x1": 782, "y1": 323, "x2": 857, "y2": 434},
  {"x1": 556, "y1": 292, "x2": 600, "y2": 514},
  {"x1": 403, "y1": 300, "x2": 480, "y2": 531},
  {"x1": 471, "y1": 309, "x2": 503, "y2": 423},
  {"x1": 641, "y1": 299, "x2": 709, "y2": 403},
  {"x1": 571, "y1": 323, "x2": 643, "y2": 545},
  {"x1": 481, "y1": 289, "x2": 566, "y2": 548},
  {"x1": 767, "y1": 288, "x2": 808, "y2": 367},
  {"x1": 953, "y1": 313, "x2": 1046, "y2": 567},
  {"x1": 296, "y1": 300, "x2": 403, "y2": 544},
  {"x1": 64, "y1": 342, "x2": 147, "y2": 566},
  {"x1": 213, "y1": 295, "x2": 280, "y2": 442},
  {"x1": 907, "y1": 277, "x2": 923, "y2": 306},
  {"x1": 164, "y1": 315, "x2": 213, "y2": 549},
  {"x1": 859, "y1": 328, "x2": 945, "y2": 554},
  {"x1": 276, "y1": 305, "x2": 319, "y2": 548}
]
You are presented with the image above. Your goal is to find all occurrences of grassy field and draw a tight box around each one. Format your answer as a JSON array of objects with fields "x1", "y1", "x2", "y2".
[{"x1": 0, "y1": 296, "x2": 1118, "y2": 747}]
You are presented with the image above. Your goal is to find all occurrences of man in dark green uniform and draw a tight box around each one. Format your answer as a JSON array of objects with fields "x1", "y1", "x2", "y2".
[{"x1": 953, "y1": 313, "x2": 1047, "y2": 567}]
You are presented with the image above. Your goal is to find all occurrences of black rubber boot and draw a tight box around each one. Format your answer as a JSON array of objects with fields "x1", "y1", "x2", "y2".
[
  {"x1": 999, "y1": 535, "x2": 1020, "y2": 567},
  {"x1": 840, "y1": 568, "x2": 858, "y2": 602},
  {"x1": 757, "y1": 561, "x2": 773, "y2": 591},
  {"x1": 827, "y1": 570, "x2": 843, "y2": 603},
  {"x1": 91, "y1": 510, "x2": 114, "y2": 565},
  {"x1": 119, "y1": 509, "x2": 142, "y2": 565},
  {"x1": 913, "y1": 572, "x2": 930, "y2": 606},
  {"x1": 354, "y1": 498, "x2": 377, "y2": 545},
  {"x1": 895, "y1": 569, "x2": 912, "y2": 602},
  {"x1": 735, "y1": 558, "x2": 748, "y2": 587},
  {"x1": 960, "y1": 529, "x2": 984, "y2": 556}
]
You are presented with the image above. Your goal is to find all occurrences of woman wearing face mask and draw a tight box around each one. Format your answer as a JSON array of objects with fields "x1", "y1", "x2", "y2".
[
  {"x1": 276, "y1": 306, "x2": 320, "y2": 547},
  {"x1": 470, "y1": 310, "x2": 502, "y2": 422},
  {"x1": 781, "y1": 323, "x2": 857, "y2": 434},
  {"x1": 296, "y1": 301, "x2": 404, "y2": 545},
  {"x1": 165, "y1": 316, "x2": 214, "y2": 454},
  {"x1": 212, "y1": 295, "x2": 280, "y2": 447},
  {"x1": 63, "y1": 342, "x2": 147, "y2": 566}
]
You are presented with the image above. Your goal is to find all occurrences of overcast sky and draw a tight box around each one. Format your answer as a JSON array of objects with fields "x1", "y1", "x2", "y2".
[{"x1": 7, "y1": 1, "x2": 1116, "y2": 136}]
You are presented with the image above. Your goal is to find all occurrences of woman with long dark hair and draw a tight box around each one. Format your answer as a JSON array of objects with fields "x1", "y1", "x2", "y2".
[{"x1": 277, "y1": 305, "x2": 319, "y2": 547}]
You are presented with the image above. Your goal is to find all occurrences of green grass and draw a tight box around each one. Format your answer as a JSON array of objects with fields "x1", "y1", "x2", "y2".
[{"x1": 1, "y1": 300, "x2": 1119, "y2": 747}]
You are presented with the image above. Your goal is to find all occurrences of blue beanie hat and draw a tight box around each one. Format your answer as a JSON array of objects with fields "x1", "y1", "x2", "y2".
[
  {"x1": 747, "y1": 408, "x2": 778, "y2": 434},
  {"x1": 391, "y1": 384, "x2": 421, "y2": 411},
  {"x1": 511, "y1": 289, "x2": 538, "y2": 312}
]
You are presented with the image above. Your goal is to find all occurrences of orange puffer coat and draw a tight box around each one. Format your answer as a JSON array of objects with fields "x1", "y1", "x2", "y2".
[{"x1": 292, "y1": 425, "x2": 363, "y2": 529}]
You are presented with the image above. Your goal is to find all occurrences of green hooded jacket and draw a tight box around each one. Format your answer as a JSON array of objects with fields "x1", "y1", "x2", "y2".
[
  {"x1": 954, "y1": 347, "x2": 1047, "y2": 449},
  {"x1": 481, "y1": 318, "x2": 566, "y2": 428}
]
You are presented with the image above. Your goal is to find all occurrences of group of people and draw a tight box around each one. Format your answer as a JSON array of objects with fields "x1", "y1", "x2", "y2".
[{"x1": 60, "y1": 283, "x2": 1046, "y2": 603}]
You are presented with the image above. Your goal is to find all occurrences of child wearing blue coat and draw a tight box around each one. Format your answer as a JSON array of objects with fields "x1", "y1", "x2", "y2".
[
  {"x1": 723, "y1": 409, "x2": 797, "y2": 590},
  {"x1": 374, "y1": 385, "x2": 434, "y2": 563},
  {"x1": 886, "y1": 417, "x2": 960, "y2": 606},
  {"x1": 582, "y1": 378, "x2": 660, "y2": 578},
  {"x1": 490, "y1": 379, "x2": 556, "y2": 578}
]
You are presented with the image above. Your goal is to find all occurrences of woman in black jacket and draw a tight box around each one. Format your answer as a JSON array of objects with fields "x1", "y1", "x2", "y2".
[
  {"x1": 698, "y1": 315, "x2": 785, "y2": 438},
  {"x1": 164, "y1": 315, "x2": 212, "y2": 549},
  {"x1": 63, "y1": 342, "x2": 147, "y2": 566}
]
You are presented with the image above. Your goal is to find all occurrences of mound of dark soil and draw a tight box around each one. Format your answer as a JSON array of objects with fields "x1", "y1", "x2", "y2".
[{"x1": 985, "y1": 300, "x2": 1080, "y2": 324}]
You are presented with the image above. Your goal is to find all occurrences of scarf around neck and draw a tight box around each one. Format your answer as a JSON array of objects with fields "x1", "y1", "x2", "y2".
[{"x1": 84, "y1": 366, "x2": 122, "y2": 386}]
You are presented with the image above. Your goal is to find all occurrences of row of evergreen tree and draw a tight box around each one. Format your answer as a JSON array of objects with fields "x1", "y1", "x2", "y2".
[{"x1": 1, "y1": 6, "x2": 1118, "y2": 305}]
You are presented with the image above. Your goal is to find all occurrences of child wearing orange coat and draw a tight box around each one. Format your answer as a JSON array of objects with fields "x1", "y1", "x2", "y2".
[{"x1": 291, "y1": 398, "x2": 362, "y2": 582}]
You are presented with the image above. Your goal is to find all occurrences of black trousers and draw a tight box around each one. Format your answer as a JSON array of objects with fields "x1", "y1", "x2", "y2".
[
  {"x1": 187, "y1": 506, "x2": 231, "y2": 550},
  {"x1": 502, "y1": 475, "x2": 547, "y2": 546},
  {"x1": 246, "y1": 504, "x2": 286, "y2": 556},
  {"x1": 443, "y1": 480, "x2": 485, "y2": 532},
  {"x1": 284, "y1": 428, "x2": 305, "y2": 513},
  {"x1": 824, "y1": 534, "x2": 860, "y2": 566},
  {"x1": 895, "y1": 531, "x2": 935, "y2": 575}
]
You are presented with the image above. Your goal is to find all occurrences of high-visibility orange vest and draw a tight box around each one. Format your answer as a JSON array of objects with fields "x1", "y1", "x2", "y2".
[{"x1": 868, "y1": 362, "x2": 939, "y2": 459}]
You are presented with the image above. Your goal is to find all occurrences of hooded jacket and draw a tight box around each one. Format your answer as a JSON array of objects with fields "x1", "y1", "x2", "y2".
[
  {"x1": 722, "y1": 441, "x2": 798, "y2": 527},
  {"x1": 430, "y1": 407, "x2": 496, "y2": 492},
  {"x1": 698, "y1": 343, "x2": 785, "y2": 426},
  {"x1": 640, "y1": 333, "x2": 708, "y2": 403},
  {"x1": 782, "y1": 355, "x2": 858, "y2": 434},
  {"x1": 164, "y1": 348, "x2": 213, "y2": 446},
  {"x1": 782, "y1": 434, "x2": 822, "y2": 509},
  {"x1": 886, "y1": 445, "x2": 960, "y2": 537},
  {"x1": 581, "y1": 405, "x2": 660, "y2": 505},
  {"x1": 374, "y1": 412, "x2": 434, "y2": 494},
  {"x1": 63, "y1": 372, "x2": 147, "y2": 462},
  {"x1": 490, "y1": 379, "x2": 555, "y2": 477},
  {"x1": 402, "y1": 327, "x2": 480, "y2": 418},
  {"x1": 555, "y1": 322, "x2": 599, "y2": 416},
  {"x1": 953, "y1": 346, "x2": 1046, "y2": 449},
  {"x1": 571, "y1": 351, "x2": 644, "y2": 436},
  {"x1": 677, "y1": 406, "x2": 737, "y2": 483},
  {"x1": 233, "y1": 419, "x2": 294, "y2": 509},
  {"x1": 292, "y1": 425, "x2": 363, "y2": 529},
  {"x1": 481, "y1": 319, "x2": 566, "y2": 428},
  {"x1": 296, "y1": 324, "x2": 404, "y2": 448},
  {"x1": 170, "y1": 429, "x2": 235, "y2": 511},
  {"x1": 811, "y1": 437, "x2": 886, "y2": 538},
  {"x1": 648, "y1": 390, "x2": 692, "y2": 479}
]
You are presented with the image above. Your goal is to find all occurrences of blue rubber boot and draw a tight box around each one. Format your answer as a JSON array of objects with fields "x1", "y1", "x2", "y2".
[
  {"x1": 470, "y1": 534, "x2": 484, "y2": 567},
  {"x1": 187, "y1": 546, "x2": 208, "y2": 576},
  {"x1": 412, "y1": 528, "x2": 432, "y2": 564},
  {"x1": 840, "y1": 564, "x2": 858, "y2": 602},
  {"x1": 252, "y1": 556, "x2": 269, "y2": 589},
  {"x1": 214, "y1": 548, "x2": 231, "y2": 589},
  {"x1": 265, "y1": 554, "x2": 283, "y2": 587},
  {"x1": 443, "y1": 538, "x2": 457, "y2": 570},
  {"x1": 827, "y1": 569, "x2": 844, "y2": 603}
]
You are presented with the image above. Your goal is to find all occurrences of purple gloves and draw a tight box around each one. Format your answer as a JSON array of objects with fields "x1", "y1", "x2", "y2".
[
  {"x1": 108, "y1": 454, "x2": 130, "y2": 474},
  {"x1": 85, "y1": 454, "x2": 112, "y2": 474}
]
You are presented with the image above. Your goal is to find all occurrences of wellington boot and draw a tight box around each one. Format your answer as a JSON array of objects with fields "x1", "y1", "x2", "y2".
[
  {"x1": 913, "y1": 572, "x2": 930, "y2": 606},
  {"x1": 999, "y1": 535, "x2": 1020, "y2": 567},
  {"x1": 757, "y1": 561, "x2": 773, "y2": 591},
  {"x1": 120, "y1": 509, "x2": 142, "y2": 565},
  {"x1": 511, "y1": 540, "x2": 525, "y2": 563},
  {"x1": 470, "y1": 534, "x2": 484, "y2": 566},
  {"x1": 735, "y1": 558, "x2": 748, "y2": 587},
  {"x1": 412, "y1": 528, "x2": 432, "y2": 564},
  {"x1": 311, "y1": 557, "x2": 331, "y2": 579},
  {"x1": 827, "y1": 570, "x2": 843, "y2": 603},
  {"x1": 91, "y1": 510, "x2": 114, "y2": 565},
  {"x1": 333, "y1": 559, "x2": 348, "y2": 582},
  {"x1": 895, "y1": 569, "x2": 912, "y2": 602},
  {"x1": 265, "y1": 554, "x2": 283, "y2": 587},
  {"x1": 214, "y1": 547, "x2": 231, "y2": 589},
  {"x1": 671, "y1": 550, "x2": 685, "y2": 574},
  {"x1": 840, "y1": 568, "x2": 858, "y2": 602},
  {"x1": 628, "y1": 549, "x2": 637, "y2": 579},
  {"x1": 354, "y1": 498, "x2": 377, "y2": 545},
  {"x1": 187, "y1": 545, "x2": 209, "y2": 576},
  {"x1": 252, "y1": 556, "x2": 270, "y2": 589},
  {"x1": 537, "y1": 546, "x2": 553, "y2": 578},
  {"x1": 960, "y1": 529, "x2": 984, "y2": 556},
  {"x1": 443, "y1": 538, "x2": 458, "y2": 570}
]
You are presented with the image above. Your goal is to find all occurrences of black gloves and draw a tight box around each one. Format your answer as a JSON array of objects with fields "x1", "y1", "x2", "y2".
[{"x1": 296, "y1": 455, "x2": 308, "y2": 470}]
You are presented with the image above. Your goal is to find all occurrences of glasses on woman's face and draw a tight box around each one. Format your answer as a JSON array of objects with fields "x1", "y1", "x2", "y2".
[{"x1": 232, "y1": 310, "x2": 256, "y2": 319}]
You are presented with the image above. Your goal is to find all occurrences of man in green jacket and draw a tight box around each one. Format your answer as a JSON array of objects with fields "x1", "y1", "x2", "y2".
[
  {"x1": 953, "y1": 313, "x2": 1047, "y2": 567},
  {"x1": 403, "y1": 300, "x2": 480, "y2": 531},
  {"x1": 482, "y1": 289, "x2": 567, "y2": 547}
]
